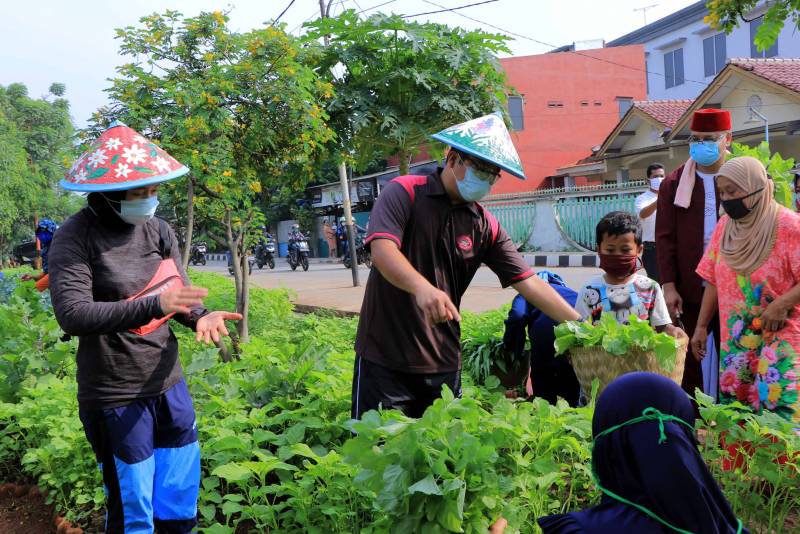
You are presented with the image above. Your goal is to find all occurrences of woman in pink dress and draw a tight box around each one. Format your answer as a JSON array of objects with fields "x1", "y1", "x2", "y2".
[{"x1": 693, "y1": 156, "x2": 800, "y2": 425}]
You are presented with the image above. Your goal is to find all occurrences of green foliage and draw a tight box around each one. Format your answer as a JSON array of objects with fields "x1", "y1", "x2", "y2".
[
  {"x1": 0, "y1": 83, "x2": 81, "y2": 259},
  {"x1": 729, "y1": 142, "x2": 796, "y2": 208},
  {"x1": 0, "y1": 274, "x2": 75, "y2": 402},
  {"x1": 705, "y1": 1, "x2": 800, "y2": 52},
  {"x1": 93, "y1": 10, "x2": 336, "y2": 340},
  {"x1": 305, "y1": 10, "x2": 512, "y2": 173},
  {"x1": 461, "y1": 307, "x2": 523, "y2": 385},
  {"x1": 696, "y1": 392, "x2": 800, "y2": 531},
  {"x1": 0, "y1": 271, "x2": 798, "y2": 532},
  {"x1": 555, "y1": 314, "x2": 679, "y2": 372}
]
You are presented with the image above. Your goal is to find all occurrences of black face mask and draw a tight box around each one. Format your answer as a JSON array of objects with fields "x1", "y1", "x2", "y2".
[{"x1": 722, "y1": 188, "x2": 763, "y2": 220}]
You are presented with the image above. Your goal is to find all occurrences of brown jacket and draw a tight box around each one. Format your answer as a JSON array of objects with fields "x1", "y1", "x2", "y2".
[{"x1": 655, "y1": 163, "x2": 720, "y2": 306}]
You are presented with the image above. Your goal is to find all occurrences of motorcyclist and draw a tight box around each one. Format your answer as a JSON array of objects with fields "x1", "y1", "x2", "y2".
[
  {"x1": 338, "y1": 216, "x2": 366, "y2": 259},
  {"x1": 21, "y1": 218, "x2": 58, "y2": 291},
  {"x1": 288, "y1": 223, "x2": 306, "y2": 255}
]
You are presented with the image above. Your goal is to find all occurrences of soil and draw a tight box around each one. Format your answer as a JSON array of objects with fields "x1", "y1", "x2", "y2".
[{"x1": 0, "y1": 485, "x2": 54, "y2": 534}]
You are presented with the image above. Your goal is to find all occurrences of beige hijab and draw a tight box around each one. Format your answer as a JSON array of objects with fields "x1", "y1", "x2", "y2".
[{"x1": 718, "y1": 156, "x2": 780, "y2": 274}]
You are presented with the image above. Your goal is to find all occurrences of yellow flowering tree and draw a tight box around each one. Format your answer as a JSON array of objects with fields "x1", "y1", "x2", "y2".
[{"x1": 94, "y1": 10, "x2": 335, "y2": 342}]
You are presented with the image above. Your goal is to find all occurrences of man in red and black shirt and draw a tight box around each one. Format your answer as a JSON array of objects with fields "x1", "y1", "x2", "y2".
[{"x1": 352, "y1": 147, "x2": 580, "y2": 419}]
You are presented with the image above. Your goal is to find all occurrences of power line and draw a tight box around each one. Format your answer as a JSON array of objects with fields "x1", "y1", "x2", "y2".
[
  {"x1": 419, "y1": 0, "x2": 796, "y2": 99},
  {"x1": 290, "y1": 0, "x2": 398, "y2": 34},
  {"x1": 402, "y1": 0, "x2": 499, "y2": 18},
  {"x1": 355, "y1": 0, "x2": 398, "y2": 15},
  {"x1": 272, "y1": 0, "x2": 297, "y2": 25}
]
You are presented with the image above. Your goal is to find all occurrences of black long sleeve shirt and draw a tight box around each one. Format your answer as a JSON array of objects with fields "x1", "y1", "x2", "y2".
[{"x1": 49, "y1": 205, "x2": 205, "y2": 409}]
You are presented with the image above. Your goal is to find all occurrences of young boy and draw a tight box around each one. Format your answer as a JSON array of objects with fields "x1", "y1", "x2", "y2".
[{"x1": 576, "y1": 211, "x2": 681, "y2": 337}]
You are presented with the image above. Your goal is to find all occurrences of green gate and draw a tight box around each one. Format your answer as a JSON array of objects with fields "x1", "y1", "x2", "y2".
[
  {"x1": 482, "y1": 200, "x2": 536, "y2": 246},
  {"x1": 554, "y1": 194, "x2": 638, "y2": 251}
]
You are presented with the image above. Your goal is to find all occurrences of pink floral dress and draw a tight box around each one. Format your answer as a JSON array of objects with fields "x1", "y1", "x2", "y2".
[{"x1": 697, "y1": 208, "x2": 800, "y2": 425}]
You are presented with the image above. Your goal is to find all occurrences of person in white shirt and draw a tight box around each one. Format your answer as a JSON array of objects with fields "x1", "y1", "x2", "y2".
[{"x1": 634, "y1": 163, "x2": 665, "y2": 282}]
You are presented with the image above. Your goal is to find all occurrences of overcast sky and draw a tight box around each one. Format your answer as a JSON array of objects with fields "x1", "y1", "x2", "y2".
[{"x1": 1, "y1": 0, "x2": 698, "y2": 128}]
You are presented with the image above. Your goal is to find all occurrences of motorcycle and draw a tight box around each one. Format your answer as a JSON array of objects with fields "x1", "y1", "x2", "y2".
[
  {"x1": 255, "y1": 239, "x2": 276, "y2": 270},
  {"x1": 343, "y1": 233, "x2": 371, "y2": 269},
  {"x1": 189, "y1": 241, "x2": 207, "y2": 266},
  {"x1": 288, "y1": 236, "x2": 310, "y2": 272},
  {"x1": 227, "y1": 252, "x2": 254, "y2": 276}
]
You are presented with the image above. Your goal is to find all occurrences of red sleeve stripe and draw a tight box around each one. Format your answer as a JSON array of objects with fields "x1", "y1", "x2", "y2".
[
  {"x1": 511, "y1": 269, "x2": 534, "y2": 282},
  {"x1": 391, "y1": 175, "x2": 429, "y2": 202},
  {"x1": 365, "y1": 232, "x2": 401, "y2": 247}
]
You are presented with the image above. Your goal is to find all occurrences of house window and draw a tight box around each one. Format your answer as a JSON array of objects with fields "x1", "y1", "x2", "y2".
[
  {"x1": 616, "y1": 97, "x2": 633, "y2": 118},
  {"x1": 547, "y1": 100, "x2": 564, "y2": 108},
  {"x1": 594, "y1": 100, "x2": 602, "y2": 106},
  {"x1": 703, "y1": 33, "x2": 727, "y2": 77},
  {"x1": 664, "y1": 48, "x2": 684, "y2": 89},
  {"x1": 580, "y1": 100, "x2": 589, "y2": 106},
  {"x1": 507, "y1": 95, "x2": 524, "y2": 130},
  {"x1": 750, "y1": 16, "x2": 778, "y2": 58}
]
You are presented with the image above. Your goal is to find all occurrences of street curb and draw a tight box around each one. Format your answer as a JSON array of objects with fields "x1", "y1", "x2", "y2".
[
  {"x1": 203, "y1": 254, "x2": 343, "y2": 264},
  {"x1": 203, "y1": 254, "x2": 598, "y2": 267},
  {"x1": 293, "y1": 303, "x2": 360, "y2": 318},
  {"x1": 523, "y1": 253, "x2": 600, "y2": 268}
]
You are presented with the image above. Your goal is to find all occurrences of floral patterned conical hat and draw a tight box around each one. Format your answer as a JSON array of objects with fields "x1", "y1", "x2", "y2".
[
  {"x1": 61, "y1": 121, "x2": 189, "y2": 192},
  {"x1": 430, "y1": 112, "x2": 526, "y2": 179}
]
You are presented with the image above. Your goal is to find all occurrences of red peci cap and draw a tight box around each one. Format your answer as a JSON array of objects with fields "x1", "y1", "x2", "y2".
[{"x1": 690, "y1": 108, "x2": 732, "y2": 133}]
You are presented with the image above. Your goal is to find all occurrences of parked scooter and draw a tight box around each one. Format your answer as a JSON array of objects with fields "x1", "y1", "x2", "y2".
[
  {"x1": 189, "y1": 241, "x2": 208, "y2": 266},
  {"x1": 255, "y1": 238, "x2": 276, "y2": 270},
  {"x1": 287, "y1": 235, "x2": 310, "y2": 272},
  {"x1": 343, "y1": 233, "x2": 371, "y2": 269}
]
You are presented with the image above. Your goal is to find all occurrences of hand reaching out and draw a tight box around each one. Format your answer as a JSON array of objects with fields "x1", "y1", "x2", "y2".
[{"x1": 195, "y1": 311, "x2": 243, "y2": 344}]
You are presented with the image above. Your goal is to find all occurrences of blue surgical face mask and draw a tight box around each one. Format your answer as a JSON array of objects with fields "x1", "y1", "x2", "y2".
[
  {"x1": 113, "y1": 195, "x2": 159, "y2": 225},
  {"x1": 454, "y1": 159, "x2": 495, "y2": 202},
  {"x1": 689, "y1": 140, "x2": 721, "y2": 166}
]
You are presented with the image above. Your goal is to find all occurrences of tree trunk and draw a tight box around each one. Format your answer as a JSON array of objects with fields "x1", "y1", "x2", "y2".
[
  {"x1": 398, "y1": 149, "x2": 411, "y2": 176},
  {"x1": 182, "y1": 177, "x2": 195, "y2": 272},
  {"x1": 225, "y1": 210, "x2": 251, "y2": 344},
  {"x1": 224, "y1": 211, "x2": 243, "y2": 322},
  {"x1": 239, "y1": 252, "x2": 250, "y2": 343}
]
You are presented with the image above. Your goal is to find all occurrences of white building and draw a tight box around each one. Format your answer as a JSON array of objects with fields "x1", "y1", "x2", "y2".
[{"x1": 608, "y1": 1, "x2": 800, "y2": 100}]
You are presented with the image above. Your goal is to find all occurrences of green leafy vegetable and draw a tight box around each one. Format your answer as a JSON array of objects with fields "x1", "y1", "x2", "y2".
[{"x1": 555, "y1": 314, "x2": 679, "y2": 372}]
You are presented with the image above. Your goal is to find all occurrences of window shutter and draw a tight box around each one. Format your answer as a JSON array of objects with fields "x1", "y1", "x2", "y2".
[
  {"x1": 674, "y1": 48, "x2": 684, "y2": 86},
  {"x1": 664, "y1": 51, "x2": 674, "y2": 89},
  {"x1": 715, "y1": 33, "x2": 727, "y2": 74},
  {"x1": 751, "y1": 18, "x2": 761, "y2": 58},
  {"x1": 703, "y1": 36, "x2": 715, "y2": 77}
]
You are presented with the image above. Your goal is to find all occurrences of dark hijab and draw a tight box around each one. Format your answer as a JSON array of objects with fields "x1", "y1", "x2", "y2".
[
  {"x1": 539, "y1": 372, "x2": 746, "y2": 534},
  {"x1": 87, "y1": 191, "x2": 128, "y2": 228}
]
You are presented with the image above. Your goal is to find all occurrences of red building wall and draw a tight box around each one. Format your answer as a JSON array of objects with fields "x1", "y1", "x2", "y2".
[{"x1": 493, "y1": 45, "x2": 646, "y2": 194}]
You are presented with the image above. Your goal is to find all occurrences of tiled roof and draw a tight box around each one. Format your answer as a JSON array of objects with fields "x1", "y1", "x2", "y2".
[
  {"x1": 728, "y1": 58, "x2": 800, "y2": 93},
  {"x1": 632, "y1": 99, "x2": 694, "y2": 127}
]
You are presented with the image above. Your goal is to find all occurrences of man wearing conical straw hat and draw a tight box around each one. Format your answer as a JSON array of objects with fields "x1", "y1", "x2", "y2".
[
  {"x1": 49, "y1": 121, "x2": 242, "y2": 533},
  {"x1": 352, "y1": 113, "x2": 580, "y2": 419}
]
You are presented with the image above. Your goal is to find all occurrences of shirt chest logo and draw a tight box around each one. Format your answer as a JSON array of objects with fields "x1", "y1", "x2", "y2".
[{"x1": 456, "y1": 235, "x2": 473, "y2": 251}]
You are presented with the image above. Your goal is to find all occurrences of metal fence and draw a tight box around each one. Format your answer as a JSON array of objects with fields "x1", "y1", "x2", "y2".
[
  {"x1": 482, "y1": 199, "x2": 537, "y2": 246},
  {"x1": 554, "y1": 194, "x2": 639, "y2": 251},
  {"x1": 485, "y1": 180, "x2": 648, "y2": 201}
]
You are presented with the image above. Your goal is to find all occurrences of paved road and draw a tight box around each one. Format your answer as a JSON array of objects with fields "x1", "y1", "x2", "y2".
[{"x1": 196, "y1": 259, "x2": 601, "y2": 314}]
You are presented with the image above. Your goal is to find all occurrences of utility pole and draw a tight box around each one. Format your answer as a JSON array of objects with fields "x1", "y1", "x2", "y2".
[
  {"x1": 339, "y1": 162, "x2": 360, "y2": 286},
  {"x1": 633, "y1": 4, "x2": 658, "y2": 26},
  {"x1": 320, "y1": 0, "x2": 360, "y2": 286}
]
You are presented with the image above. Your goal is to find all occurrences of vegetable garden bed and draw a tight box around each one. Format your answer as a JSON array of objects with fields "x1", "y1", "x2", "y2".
[{"x1": 0, "y1": 270, "x2": 797, "y2": 533}]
